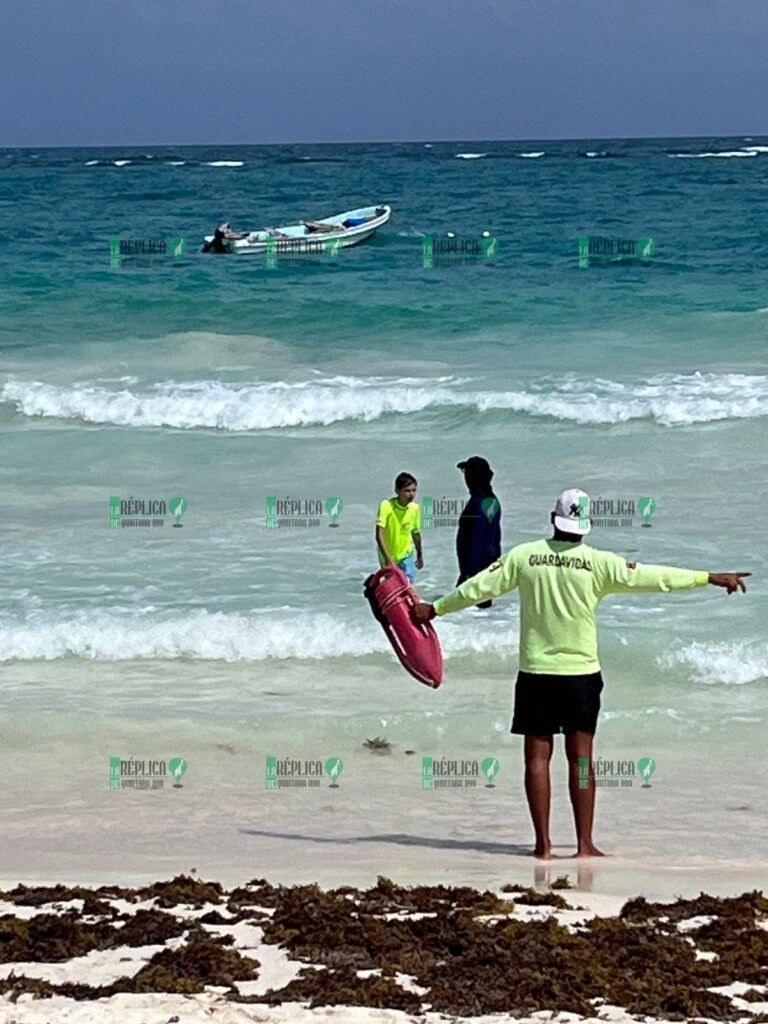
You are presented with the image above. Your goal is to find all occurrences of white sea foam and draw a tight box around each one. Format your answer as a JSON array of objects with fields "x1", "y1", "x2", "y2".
[
  {"x1": 468, "y1": 372, "x2": 768, "y2": 426},
  {"x1": 207, "y1": 160, "x2": 244, "y2": 167},
  {"x1": 167, "y1": 160, "x2": 186, "y2": 166},
  {"x1": 113, "y1": 160, "x2": 131, "y2": 167},
  {"x1": 455, "y1": 152, "x2": 487, "y2": 159},
  {"x1": 0, "y1": 377, "x2": 462, "y2": 430},
  {"x1": 659, "y1": 642, "x2": 768, "y2": 685},
  {"x1": 742, "y1": 145, "x2": 768, "y2": 153},
  {"x1": 85, "y1": 160, "x2": 100, "y2": 166},
  {"x1": 601, "y1": 707, "x2": 685, "y2": 722},
  {"x1": 519, "y1": 151, "x2": 544, "y2": 158},
  {"x1": 669, "y1": 150, "x2": 758, "y2": 158},
  {"x1": 0, "y1": 610, "x2": 517, "y2": 663},
  {"x1": 3, "y1": 372, "x2": 767, "y2": 430}
]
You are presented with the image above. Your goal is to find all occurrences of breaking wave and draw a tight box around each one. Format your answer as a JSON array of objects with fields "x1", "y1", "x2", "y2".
[
  {"x1": 0, "y1": 609, "x2": 517, "y2": 663},
  {"x1": 659, "y1": 642, "x2": 768, "y2": 685},
  {"x1": 2, "y1": 372, "x2": 767, "y2": 431}
]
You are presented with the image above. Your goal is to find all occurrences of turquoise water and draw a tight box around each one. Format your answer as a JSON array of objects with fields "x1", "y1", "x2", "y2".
[{"x1": 1, "y1": 138, "x2": 766, "y2": 885}]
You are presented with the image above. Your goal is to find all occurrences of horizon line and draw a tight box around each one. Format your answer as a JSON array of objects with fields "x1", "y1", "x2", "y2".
[{"x1": 2, "y1": 131, "x2": 766, "y2": 151}]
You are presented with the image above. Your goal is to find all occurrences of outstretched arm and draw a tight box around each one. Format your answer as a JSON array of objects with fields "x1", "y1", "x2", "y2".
[
  {"x1": 412, "y1": 548, "x2": 520, "y2": 623},
  {"x1": 707, "y1": 572, "x2": 750, "y2": 594},
  {"x1": 598, "y1": 553, "x2": 750, "y2": 596}
]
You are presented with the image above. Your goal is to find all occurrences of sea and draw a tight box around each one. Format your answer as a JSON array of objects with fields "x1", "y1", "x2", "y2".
[{"x1": 0, "y1": 137, "x2": 766, "y2": 895}]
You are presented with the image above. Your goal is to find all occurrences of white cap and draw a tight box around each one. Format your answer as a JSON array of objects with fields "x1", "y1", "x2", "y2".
[{"x1": 553, "y1": 488, "x2": 591, "y2": 535}]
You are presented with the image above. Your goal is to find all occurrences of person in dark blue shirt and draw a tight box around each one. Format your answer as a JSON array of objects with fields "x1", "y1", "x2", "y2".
[{"x1": 455, "y1": 456, "x2": 502, "y2": 608}]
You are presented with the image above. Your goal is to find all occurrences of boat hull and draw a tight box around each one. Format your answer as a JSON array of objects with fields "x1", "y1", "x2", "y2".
[{"x1": 204, "y1": 204, "x2": 390, "y2": 255}]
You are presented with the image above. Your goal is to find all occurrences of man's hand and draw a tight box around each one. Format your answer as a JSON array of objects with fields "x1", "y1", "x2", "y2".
[
  {"x1": 412, "y1": 601, "x2": 435, "y2": 624},
  {"x1": 416, "y1": 556, "x2": 424, "y2": 570},
  {"x1": 708, "y1": 572, "x2": 751, "y2": 594}
]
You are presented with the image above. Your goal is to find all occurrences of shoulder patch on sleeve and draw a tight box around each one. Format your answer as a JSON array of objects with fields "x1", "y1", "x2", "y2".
[
  {"x1": 488, "y1": 560, "x2": 503, "y2": 572},
  {"x1": 626, "y1": 561, "x2": 637, "y2": 570}
]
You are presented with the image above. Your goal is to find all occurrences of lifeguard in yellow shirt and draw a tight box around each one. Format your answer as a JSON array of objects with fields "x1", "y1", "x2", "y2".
[{"x1": 412, "y1": 488, "x2": 749, "y2": 859}]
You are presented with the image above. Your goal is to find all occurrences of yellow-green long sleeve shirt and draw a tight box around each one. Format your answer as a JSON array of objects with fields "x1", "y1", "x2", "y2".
[{"x1": 432, "y1": 538, "x2": 708, "y2": 674}]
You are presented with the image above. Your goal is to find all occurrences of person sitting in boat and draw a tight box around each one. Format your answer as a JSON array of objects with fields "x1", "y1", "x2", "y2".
[
  {"x1": 202, "y1": 222, "x2": 248, "y2": 253},
  {"x1": 304, "y1": 219, "x2": 340, "y2": 234}
]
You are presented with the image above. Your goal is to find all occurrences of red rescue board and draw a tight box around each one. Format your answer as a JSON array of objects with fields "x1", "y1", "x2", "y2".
[{"x1": 364, "y1": 565, "x2": 444, "y2": 689}]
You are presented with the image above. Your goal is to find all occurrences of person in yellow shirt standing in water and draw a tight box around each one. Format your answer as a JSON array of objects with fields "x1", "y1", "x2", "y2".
[
  {"x1": 376, "y1": 472, "x2": 423, "y2": 581},
  {"x1": 412, "y1": 488, "x2": 749, "y2": 859}
]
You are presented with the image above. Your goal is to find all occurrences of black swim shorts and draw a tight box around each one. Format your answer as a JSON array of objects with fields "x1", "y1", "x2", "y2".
[{"x1": 511, "y1": 670, "x2": 604, "y2": 735}]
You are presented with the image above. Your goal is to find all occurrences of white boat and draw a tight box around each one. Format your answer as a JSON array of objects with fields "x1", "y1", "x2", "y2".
[{"x1": 202, "y1": 204, "x2": 391, "y2": 254}]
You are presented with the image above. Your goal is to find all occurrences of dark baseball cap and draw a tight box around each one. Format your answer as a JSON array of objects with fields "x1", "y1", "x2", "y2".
[{"x1": 457, "y1": 456, "x2": 492, "y2": 473}]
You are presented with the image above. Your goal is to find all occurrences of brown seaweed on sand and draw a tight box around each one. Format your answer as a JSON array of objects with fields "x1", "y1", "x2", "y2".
[
  {"x1": 1, "y1": 936, "x2": 259, "y2": 1002},
  {"x1": 136, "y1": 874, "x2": 224, "y2": 908},
  {"x1": 363, "y1": 736, "x2": 392, "y2": 753},
  {"x1": 499, "y1": 883, "x2": 569, "y2": 908},
  {"x1": 0, "y1": 912, "x2": 110, "y2": 963},
  {"x1": 261, "y1": 880, "x2": 766, "y2": 1019},
  {"x1": 1, "y1": 878, "x2": 767, "y2": 1019},
  {"x1": 0, "y1": 883, "x2": 132, "y2": 907},
  {"x1": 0, "y1": 907, "x2": 194, "y2": 964},
  {"x1": 227, "y1": 877, "x2": 285, "y2": 911},
  {"x1": 258, "y1": 966, "x2": 422, "y2": 1012},
  {"x1": 109, "y1": 908, "x2": 192, "y2": 947},
  {"x1": 128, "y1": 935, "x2": 259, "y2": 993}
]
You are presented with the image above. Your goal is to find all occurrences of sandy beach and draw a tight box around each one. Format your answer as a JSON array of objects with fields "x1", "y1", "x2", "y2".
[
  {"x1": 1, "y1": 875, "x2": 767, "y2": 1024},
  {"x1": 3, "y1": 32, "x2": 768, "y2": 1024}
]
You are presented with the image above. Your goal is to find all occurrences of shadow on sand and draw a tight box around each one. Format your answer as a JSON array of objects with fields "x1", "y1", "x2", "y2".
[{"x1": 239, "y1": 829, "x2": 572, "y2": 858}]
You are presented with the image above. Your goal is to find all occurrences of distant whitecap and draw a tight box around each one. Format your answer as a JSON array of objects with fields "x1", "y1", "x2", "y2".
[{"x1": 669, "y1": 150, "x2": 757, "y2": 159}]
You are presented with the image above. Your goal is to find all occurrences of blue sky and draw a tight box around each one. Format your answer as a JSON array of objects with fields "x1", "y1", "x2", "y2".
[{"x1": 2, "y1": 0, "x2": 767, "y2": 146}]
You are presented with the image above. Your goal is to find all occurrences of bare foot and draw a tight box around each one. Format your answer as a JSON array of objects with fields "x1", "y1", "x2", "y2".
[
  {"x1": 533, "y1": 845, "x2": 552, "y2": 860},
  {"x1": 572, "y1": 843, "x2": 605, "y2": 858}
]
